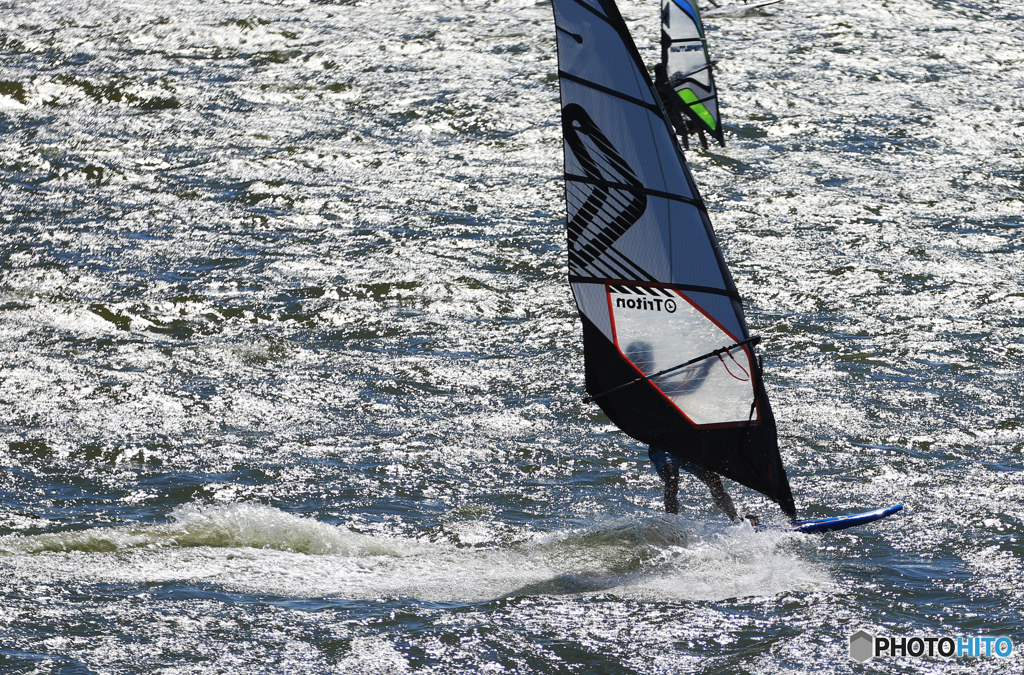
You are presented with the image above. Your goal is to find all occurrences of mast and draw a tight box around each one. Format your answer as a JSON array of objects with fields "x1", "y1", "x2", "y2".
[{"x1": 551, "y1": 0, "x2": 795, "y2": 517}]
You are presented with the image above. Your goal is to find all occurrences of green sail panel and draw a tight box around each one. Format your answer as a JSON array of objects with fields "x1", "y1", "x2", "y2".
[{"x1": 551, "y1": 0, "x2": 795, "y2": 517}]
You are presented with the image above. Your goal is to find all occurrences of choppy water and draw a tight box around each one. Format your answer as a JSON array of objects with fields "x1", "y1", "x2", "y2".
[{"x1": 1, "y1": 0, "x2": 1022, "y2": 672}]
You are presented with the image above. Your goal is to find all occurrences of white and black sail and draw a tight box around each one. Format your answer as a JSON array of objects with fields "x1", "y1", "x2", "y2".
[
  {"x1": 552, "y1": 0, "x2": 794, "y2": 517},
  {"x1": 660, "y1": 0, "x2": 725, "y2": 147}
]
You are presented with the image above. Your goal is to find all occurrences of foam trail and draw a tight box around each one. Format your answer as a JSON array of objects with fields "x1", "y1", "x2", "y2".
[
  {"x1": 0, "y1": 503, "x2": 421, "y2": 557},
  {"x1": 0, "y1": 505, "x2": 831, "y2": 603}
]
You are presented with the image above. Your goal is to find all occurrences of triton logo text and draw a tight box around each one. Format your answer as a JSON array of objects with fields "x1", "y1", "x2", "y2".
[{"x1": 614, "y1": 297, "x2": 677, "y2": 313}]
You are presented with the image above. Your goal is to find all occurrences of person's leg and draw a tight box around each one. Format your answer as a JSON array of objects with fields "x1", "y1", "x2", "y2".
[
  {"x1": 697, "y1": 128, "x2": 709, "y2": 151},
  {"x1": 648, "y1": 447, "x2": 680, "y2": 515},
  {"x1": 695, "y1": 468, "x2": 738, "y2": 522},
  {"x1": 660, "y1": 463, "x2": 680, "y2": 514}
]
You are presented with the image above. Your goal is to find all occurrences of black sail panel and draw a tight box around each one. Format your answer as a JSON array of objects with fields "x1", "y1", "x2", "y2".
[{"x1": 553, "y1": 0, "x2": 794, "y2": 517}]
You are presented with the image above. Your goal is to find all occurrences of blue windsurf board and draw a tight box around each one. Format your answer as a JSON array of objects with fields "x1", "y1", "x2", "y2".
[{"x1": 791, "y1": 504, "x2": 903, "y2": 534}]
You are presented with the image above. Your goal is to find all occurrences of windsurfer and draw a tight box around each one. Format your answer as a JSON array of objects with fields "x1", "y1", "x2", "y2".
[
  {"x1": 653, "y1": 64, "x2": 709, "y2": 150},
  {"x1": 648, "y1": 446, "x2": 739, "y2": 520}
]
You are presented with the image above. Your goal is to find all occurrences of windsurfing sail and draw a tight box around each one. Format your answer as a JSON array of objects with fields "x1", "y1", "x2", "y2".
[
  {"x1": 551, "y1": 0, "x2": 795, "y2": 517},
  {"x1": 703, "y1": 1, "x2": 784, "y2": 19},
  {"x1": 660, "y1": 0, "x2": 725, "y2": 147}
]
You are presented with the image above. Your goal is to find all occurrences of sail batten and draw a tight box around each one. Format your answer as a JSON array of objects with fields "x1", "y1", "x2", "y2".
[
  {"x1": 568, "y1": 276, "x2": 741, "y2": 301},
  {"x1": 558, "y1": 71, "x2": 664, "y2": 113},
  {"x1": 565, "y1": 174, "x2": 701, "y2": 206},
  {"x1": 552, "y1": 0, "x2": 795, "y2": 518}
]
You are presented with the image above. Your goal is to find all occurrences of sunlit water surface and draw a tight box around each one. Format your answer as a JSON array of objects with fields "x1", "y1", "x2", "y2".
[{"x1": 1, "y1": 0, "x2": 1022, "y2": 672}]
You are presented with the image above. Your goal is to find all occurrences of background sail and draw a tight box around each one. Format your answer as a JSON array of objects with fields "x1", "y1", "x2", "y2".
[
  {"x1": 661, "y1": 0, "x2": 725, "y2": 146},
  {"x1": 553, "y1": 0, "x2": 794, "y2": 516},
  {"x1": 703, "y1": 1, "x2": 784, "y2": 19}
]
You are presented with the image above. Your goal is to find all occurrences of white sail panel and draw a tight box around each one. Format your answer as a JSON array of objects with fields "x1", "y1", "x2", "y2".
[
  {"x1": 663, "y1": 0, "x2": 708, "y2": 87},
  {"x1": 680, "y1": 291, "x2": 745, "y2": 339},
  {"x1": 554, "y1": 1, "x2": 655, "y2": 107},
  {"x1": 610, "y1": 197, "x2": 727, "y2": 289},
  {"x1": 609, "y1": 286, "x2": 757, "y2": 424}
]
